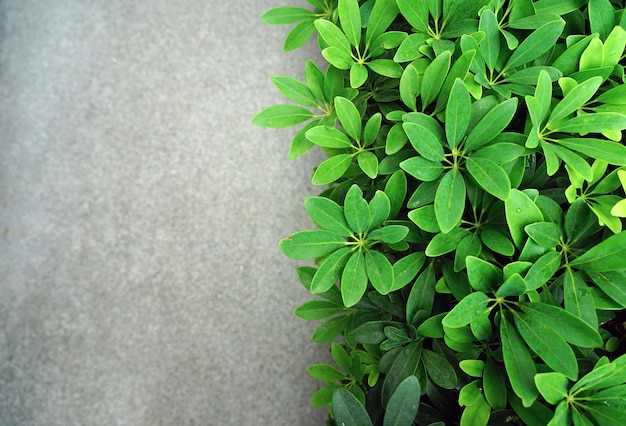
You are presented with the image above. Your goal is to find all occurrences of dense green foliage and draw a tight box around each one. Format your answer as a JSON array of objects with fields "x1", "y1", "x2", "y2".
[{"x1": 254, "y1": 0, "x2": 626, "y2": 424}]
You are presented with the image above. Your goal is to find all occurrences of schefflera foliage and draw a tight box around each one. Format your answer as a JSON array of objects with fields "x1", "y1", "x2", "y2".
[{"x1": 254, "y1": 0, "x2": 626, "y2": 424}]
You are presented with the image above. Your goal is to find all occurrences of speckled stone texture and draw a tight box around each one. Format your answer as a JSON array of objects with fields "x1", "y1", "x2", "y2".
[{"x1": 0, "y1": 1, "x2": 330, "y2": 424}]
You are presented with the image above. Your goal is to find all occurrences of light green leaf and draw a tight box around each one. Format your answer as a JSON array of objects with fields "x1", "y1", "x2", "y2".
[
  {"x1": 403, "y1": 123, "x2": 445, "y2": 162},
  {"x1": 357, "y1": 151, "x2": 379, "y2": 179},
  {"x1": 350, "y1": 62, "x2": 368, "y2": 88},
  {"x1": 369, "y1": 190, "x2": 391, "y2": 230},
  {"x1": 312, "y1": 315, "x2": 349, "y2": 343},
  {"x1": 534, "y1": 372, "x2": 570, "y2": 405},
  {"x1": 524, "y1": 221, "x2": 562, "y2": 248},
  {"x1": 312, "y1": 154, "x2": 353, "y2": 185},
  {"x1": 464, "y1": 98, "x2": 518, "y2": 151},
  {"x1": 569, "y1": 231, "x2": 626, "y2": 271},
  {"x1": 479, "y1": 9, "x2": 500, "y2": 71},
  {"x1": 425, "y1": 227, "x2": 470, "y2": 257},
  {"x1": 261, "y1": 6, "x2": 315, "y2": 24},
  {"x1": 338, "y1": 0, "x2": 361, "y2": 47},
  {"x1": 556, "y1": 138, "x2": 626, "y2": 166},
  {"x1": 284, "y1": 19, "x2": 317, "y2": 52},
  {"x1": 344, "y1": 185, "x2": 371, "y2": 234},
  {"x1": 548, "y1": 112, "x2": 626, "y2": 134},
  {"x1": 385, "y1": 123, "x2": 408, "y2": 155},
  {"x1": 341, "y1": 251, "x2": 368, "y2": 307},
  {"x1": 392, "y1": 252, "x2": 426, "y2": 292},
  {"x1": 384, "y1": 170, "x2": 407, "y2": 219},
  {"x1": 368, "y1": 59, "x2": 404, "y2": 78},
  {"x1": 369, "y1": 225, "x2": 409, "y2": 244},
  {"x1": 500, "y1": 316, "x2": 538, "y2": 407},
  {"x1": 503, "y1": 19, "x2": 565, "y2": 72},
  {"x1": 308, "y1": 363, "x2": 348, "y2": 382},
  {"x1": 279, "y1": 230, "x2": 347, "y2": 260},
  {"x1": 363, "y1": 113, "x2": 382, "y2": 146},
  {"x1": 365, "y1": 0, "x2": 400, "y2": 46},
  {"x1": 481, "y1": 228, "x2": 515, "y2": 257},
  {"x1": 311, "y1": 247, "x2": 353, "y2": 294},
  {"x1": 524, "y1": 250, "x2": 561, "y2": 291},
  {"x1": 400, "y1": 64, "x2": 420, "y2": 111},
  {"x1": 271, "y1": 75, "x2": 319, "y2": 108},
  {"x1": 466, "y1": 157, "x2": 511, "y2": 201},
  {"x1": 408, "y1": 205, "x2": 441, "y2": 233},
  {"x1": 441, "y1": 291, "x2": 489, "y2": 328},
  {"x1": 435, "y1": 169, "x2": 466, "y2": 233},
  {"x1": 333, "y1": 388, "x2": 373, "y2": 426},
  {"x1": 306, "y1": 126, "x2": 353, "y2": 148},
  {"x1": 305, "y1": 197, "x2": 352, "y2": 236},
  {"x1": 295, "y1": 300, "x2": 346, "y2": 320},
  {"x1": 394, "y1": 33, "x2": 429, "y2": 62},
  {"x1": 466, "y1": 256, "x2": 500, "y2": 293},
  {"x1": 503, "y1": 66, "x2": 562, "y2": 85},
  {"x1": 472, "y1": 143, "x2": 526, "y2": 164},
  {"x1": 547, "y1": 76, "x2": 603, "y2": 126},
  {"x1": 252, "y1": 104, "x2": 313, "y2": 128},
  {"x1": 383, "y1": 375, "x2": 420, "y2": 426},
  {"x1": 396, "y1": 0, "x2": 429, "y2": 32},
  {"x1": 315, "y1": 19, "x2": 351, "y2": 52},
  {"x1": 335, "y1": 97, "x2": 362, "y2": 141},
  {"x1": 321, "y1": 46, "x2": 354, "y2": 69},
  {"x1": 551, "y1": 144, "x2": 593, "y2": 181},
  {"x1": 460, "y1": 394, "x2": 490, "y2": 426},
  {"x1": 446, "y1": 79, "x2": 471, "y2": 149},
  {"x1": 365, "y1": 250, "x2": 394, "y2": 294}
]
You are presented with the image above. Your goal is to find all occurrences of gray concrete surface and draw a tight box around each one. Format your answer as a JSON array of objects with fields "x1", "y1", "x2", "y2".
[{"x1": 0, "y1": 1, "x2": 331, "y2": 424}]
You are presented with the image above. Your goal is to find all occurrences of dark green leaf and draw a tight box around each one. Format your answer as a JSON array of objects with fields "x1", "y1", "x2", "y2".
[
  {"x1": 252, "y1": 104, "x2": 313, "y2": 128},
  {"x1": 400, "y1": 156, "x2": 444, "y2": 182},
  {"x1": 342, "y1": 251, "x2": 368, "y2": 307},
  {"x1": 481, "y1": 228, "x2": 515, "y2": 256},
  {"x1": 435, "y1": 169, "x2": 466, "y2": 234},
  {"x1": 524, "y1": 221, "x2": 562, "y2": 248},
  {"x1": 408, "y1": 205, "x2": 441, "y2": 233},
  {"x1": 500, "y1": 316, "x2": 538, "y2": 407},
  {"x1": 563, "y1": 267, "x2": 597, "y2": 328},
  {"x1": 392, "y1": 252, "x2": 426, "y2": 292},
  {"x1": 422, "y1": 349, "x2": 458, "y2": 389},
  {"x1": 368, "y1": 59, "x2": 404, "y2": 78},
  {"x1": 466, "y1": 256, "x2": 500, "y2": 293},
  {"x1": 503, "y1": 66, "x2": 562, "y2": 85},
  {"x1": 384, "y1": 375, "x2": 421, "y2": 426},
  {"x1": 369, "y1": 225, "x2": 409, "y2": 244},
  {"x1": 382, "y1": 342, "x2": 422, "y2": 405},
  {"x1": 421, "y1": 51, "x2": 452, "y2": 110},
  {"x1": 496, "y1": 273, "x2": 527, "y2": 297},
  {"x1": 524, "y1": 250, "x2": 561, "y2": 291},
  {"x1": 479, "y1": 9, "x2": 500, "y2": 71},
  {"x1": 369, "y1": 190, "x2": 391, "y2": 230},
  {"x1": 588, "y1": 271, "x2": 626, "y2": 307},
  {"x1": 394, "y1": 33, "x2": 429, "y2": 62},
  {"x1": 484, "y1": 357, "x2": 507, "y2": 410},
  {"x1": 312, "y1": 315, "x2": 349, "y2": 343},
  {"x1": 399, "y1": 64, "x2": 420, "y2": 111},
  {"x1": 425, "y1": 227, "x2": 470, "y2": 257},
  {"x1": 385, "y1": 170, "x2": 407, "y2": 219},
  {"x1": 349, "y1": 321, "x2": 390, "y2": 344},
  {"x1": 363, "y1": 113, "x2": 382, "y2": 146},
  {"x1": 465, "y1": 98, "x2": 518, "y2": 151},
  {"x1": 588, "y1": 0, "x2": 614, "y2": 40},
  {"x1": 505, "y1": 189, "x2": 544, "y2": 249},
  {"x1": 333, "y1": 388, "x2": 373, "y2": 426},
  {"x1": 407, "y1": 263, "x2": 436, "y2": 321},
  {"x1": 396, "y1": 0, "x2": 429, "y2": 32},
  {"x1": 403, "y1": 123, "x2": 445, "y2": 162}
]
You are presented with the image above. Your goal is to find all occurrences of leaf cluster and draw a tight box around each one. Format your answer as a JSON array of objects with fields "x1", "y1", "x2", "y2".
[{"x1": 255, "y1": 0, "x2": 626, "y2": 424}]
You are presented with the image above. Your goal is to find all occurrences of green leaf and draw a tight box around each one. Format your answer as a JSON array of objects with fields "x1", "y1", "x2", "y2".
[
  {"x1": 466, "y1": 256, "x2": 500, "y2": 293},
  {"x1": 473, "y1": 142, "x2": 526, "y2": 165},
  {"x1": 603, "y1": 26, "x2": 626, "y2": 66},
  {"x1": 588, "y1": 0, "x2": 614, "y2": 40},
  {"x1": 312, "y1": 315, "x2": 349, "y2": 343},
  {"x1": 369, "y1": 190, "x2": 391, "y2": 230},
  {"x1": 365, "y1": 0, "x2": 400, "y2": 46},
  {"x1": 524, "y1": 250, "x2": 561, "y2": 291},
  {"x1": 484, "y1": 357, "x2": 507, "y2": 410},
  {"x1": 348, "y1": 321, "x2": 389, "y2": 344},
  {"x1": 322, "y1": 46, "x2": 353, "y2": 69},
  {"x1": 295, "y1": 300, "x2": 346, "y2": 320},
  {"x1": 563, "y1": 267, "x2": 597, "y2": 327},
  {"x1": 311, "y1": 247, "x2": 352, "y2": 294},
  {"x1": 407, "y1": 262, "x2": 436, "y2": 321},
  {"x1": 408, "y1": 205, "x2": 440, "y2": 233},
  {"x1": 338, "y1": 0, "x2": 361, "y2": 47},
  {"x1": 312, "y1": 153, "x2": 353, "y2": 185},
  {"x1": 261, "y1": 7, "x2": 315, "y2": 24},
  {"x1": 442, "y1": 291, "x2": 489, "y2": 328},
  {"x1": 280, "y1": 230, "x2": 347, "y2": 260},
  {"x1": 284, "y1": 19, "x2": 317, "y2": 52},
  {"x1": 384, "y1": 375, "x2": 421, "y2": 426},
  {"x1": 500, "y1": 316, "x2": 538, "y2": 407},
  {"x1": 357, "y1": 151, "x2": 379, "y2": 179},
  {"x1": 382, "y1": 342, "x2": 422, "y2": 405},
  {"x1": 350, "y1": 62, "x2": 368, "y2": 88},
  {"x1": 396, "y1": 0, "x2": 429, "y2": 32},
  {"x1": 556, "y1": 138, "x2": 626, "y2": 166},
  {"x1": 394, "y1": 33, "x2": 429, "y2": 62},
  {"x1": 479, "y1": 9, "x2": 500, "y2": 71},
  {"x1": 308, "y1": 363, "x2": 348, "y2": 382},
  {"x1": 344, "y1": 185, "x2": 371, "y2": 234},
  {"x1": 315, "y1": 19, "x2": 351, "y2": 52},
  {"x1": 422, "y1": 349, "x2": 458, "y2": 389},
  {"x1": 569, "y1": 231, "x2": 626, "y2": 271},
  {"x1": 333, "y1": 388, "x2": 373, "y2": 426},
  {"x1": 514, "y1": 312, "x2": 578, "y2": 379},
  {"x1": 403, "y1": 123, "x2": 445, "y2": 162},
  {"x1": 306, "y1": 126, "x2": 353, "y2": 148},
  {"x1": 369, "y1": 225, "x2": 409, "y2": 244},
  {"x1": 481, "y1": 228, "x2": 515, "y2": 256},
  {"x1": 392, "y1": 253, "x2": 426, "y2": 292},
  {"x1": 466, "y1": 157, "x2": 511, "y2": 201},
  {"x1": 304, "y1": 60, "x2": 326, "y2": 103},
  {"x1": 435, "y1": 169, "x2": 466, "y2": 233},
  {"x1": 547, "y1": 76, "x2": 603, "y2": 127},
  {"x1": 385, "y1": 170, "x2": 407, "y2": 219},
  {"x1": 252, "y1": 104, "x2": 313, "y2": 128},
  {"x1": 549, "y1": 113, "x2": 626, "y2": 134},
  {"x1": 588, "y1": 271, "x2": 626, "y2": 307},
  {"x1": 505, "y1": 189, "x2": 544, "y2": 249},
  {"x1": 446, "y1": 79, "x2": 471, "y2": 149},
  {"x1": 363, "y1": 113, "x2": 382, "y2": 146},
  {"x1": 421, "y1": 51, "x2": 452, "y2": 110},
  {"x1": 434, "y1": 49, "x2": 476, "y2": 114},
  {"x1": 305, "y1": 197, "x2": 352, "y2": 237},
  {"x1": 503, "y1": 66, "x2": 562, "y2": 85},
  {"x1": 335, "y1": 97, "x2": 362, "y2": 141},
  {"x1": 503, "y1": 19, "x2": 565, "y2": 72},
  {"x1": 271, "y1": 76, "x2": 319, "y2": 108},
  {"x1": 400, "y1": 64, "x2": 420, "y2": 111},
  {"x1": 460, "y1": 394, "x2": 490, "y2": 426},
  {"x1": 551, "y1": 144, "x2": 593, "y2": 181},
  {"x1": 368, "y1": 59, "x2": 404, "y2": 78},
  {"x1": 341, "y1": 251, "x2": 368, "y2": 307},
  {"x1": 519, "y1": 302, "x2": 602, "y2": 348},
  {"x1": 464, "y1": 98, "x2": 518, "y2": 151},
  {"x1": 525, "y1": 222, "x2": 562, "y2": 248},
  {"x1": 426, "y1": 227, "x2": 470, "y2": 257},
  {"x1": 400, "y1": 156, "x2": 444, "y2": 182},
  {"x1": 365, "y1": 250, "x2": 394, "y2": 294},
  {"x1": 534, "y1": 372, "x2": 570, "y2": 405}
]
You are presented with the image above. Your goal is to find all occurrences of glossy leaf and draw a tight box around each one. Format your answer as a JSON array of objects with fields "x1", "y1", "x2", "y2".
[
  {"x1": 400, "y1": 156, "x2": 444, "y2": 182},
  {"x1": 569, "y1": 230, "x2": 626, "y2": 271},
  {"x1": 369, "y1": 190, "x2": 392, "y2": 230},
  {"x1": 315, "y1": 19, "x2": 351, "y2": 52},
  {"x1": 366, "y1": 250, "x2": 394, "y2": 294},
  {"x1": 306, "y1": 126, "x2": 353, "y2": 148},
  {"x1": 547, "y1": 76, "x2": 603, "y2": 126},
  {"x1": 310, "y1": 247, "x2": 352, "y2": 294},
  {"x1": 333, "y1": 388, "x2": 373, "y2": 426},
  {"x1": 358, "y1": 151, "x2": 379, "y2": 179},
  {"x1": 422, "y1": 349, "x2": 458, "y2": 389},
  {"x1": 466, "y1": 157, "x2": 511, "y2": 201},
  {"x1": 396, "y1": 0, "x2": 429, "y2": 32},
  {"x1": 365, "y1": 0, "x2": 400, "y2": 46},
  {"x1": 280, "y1": 230, "x2": 347, "y2": 260},
  {"x1": 500, "y1": 316, "x2": 538, "y2": 407},
  {"x1": 312, "y1": 154, "x2": 353, "y2": 185},
  {"x1": 505, "y1": 189, "x2": 544, "y2": 249},
  {"x1": 466, "y1": 256, "x2": 500, "y2": 293},
  {"x1": 435, "y1": 169, "x2": 466, "y2": 233},
  {"x1": 252, "y1": 104, "x2": 313, "y2": 128},
  {"x1": 446, "y1": 79, "x2": 471, "y2": 149},
  {"x1": 335, "y1": 97, "x2": 362, "y2": 141},
  {"x1": 421, "y1": 51, "x2": 452, "y2": 110},
  {"x1": 341, "y1": 251, "x2": 368, "y2": 307},
  {"x1": 464, "y1": 98, "x2": 518, "y2": 151},
  {"x1": 503, "y1": 19, "x2": 565, "y2": 72},
  {"x1": 384, "y1": 376, "x2": 421, "y2": 426},
  {"x1": 338, "y1": 0, "x2": 361, "y2": 47},
  {"x1": 442, "y1": 291, "x2": 489, "y2": 328},
  {"x1": 295, "y1": 300, "x2": 346, "y2": 320},
  {"x1": 305, "y1": 197, "x2": 353, "y2": 236},
  {"x1": 406, "y1": 262, "x2": 436, "y2": 321},
  {"x1": 534, "y1": 372, "x2": 570, "y2": 405},
  {"x1": 344, "y1": 185, "x2": 371, "y2": 234},
  {"x1": 403, "y1": 123, "x2": 445, "y2": 162}
]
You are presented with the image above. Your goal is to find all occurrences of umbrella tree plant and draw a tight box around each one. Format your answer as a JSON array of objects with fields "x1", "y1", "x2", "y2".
[{"x1": 254, "y1": 0, "x2": 626, "y2": 424}]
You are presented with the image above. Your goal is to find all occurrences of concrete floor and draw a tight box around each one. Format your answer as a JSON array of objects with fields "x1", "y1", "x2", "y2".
[{"x1": 0, "y1": 1, "x2": 330, "y2": 424}]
